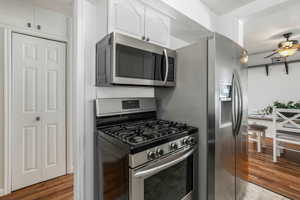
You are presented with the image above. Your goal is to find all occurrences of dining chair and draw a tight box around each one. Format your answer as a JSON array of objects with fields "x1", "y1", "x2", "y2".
[
  {"x1": 248, "y1": 123, "x2": 268, "y2": 152},
  {"x1": 272, "y1": 108, "x2": 300, "y2": 162}
]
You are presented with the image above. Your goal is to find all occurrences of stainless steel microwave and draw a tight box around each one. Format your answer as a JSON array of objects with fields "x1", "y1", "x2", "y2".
[{"x1": 96, "y1": 32, "x2": 176, "y2": 87}]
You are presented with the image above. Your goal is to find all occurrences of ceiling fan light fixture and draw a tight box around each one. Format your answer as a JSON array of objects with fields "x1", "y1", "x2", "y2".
[
  {"x1": 278, "y1": 48, "x2": 298, "y2": 57},
  {"x1": 264, "y1": 32, "x2": 299, "y2": 59}
]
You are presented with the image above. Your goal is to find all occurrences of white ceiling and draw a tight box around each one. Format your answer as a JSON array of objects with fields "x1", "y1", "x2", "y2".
[
  {"x1": 23, "y1": 0, "x2": 73, "y2": 16},
  {"x1": 244, "y1": 0, "x2": 300, "y2": 54},
  {"x1": 200, "y1": 0, "x2": 255, "y2": 15}
]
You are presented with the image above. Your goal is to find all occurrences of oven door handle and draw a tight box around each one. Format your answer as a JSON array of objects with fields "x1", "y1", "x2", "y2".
[{"x1": 134, "y1": 148, "x2": 194, "y2": 178}]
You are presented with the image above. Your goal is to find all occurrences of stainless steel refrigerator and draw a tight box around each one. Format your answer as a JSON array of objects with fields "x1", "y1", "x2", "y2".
[{"x1": 155, "y1": 33, "x2": 248, "y2": 200}]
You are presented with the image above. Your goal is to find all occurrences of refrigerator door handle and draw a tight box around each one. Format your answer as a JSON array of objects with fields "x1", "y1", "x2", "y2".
[
  {"x1": 233, "y1": 71, "x2": 243, "y2": 136},
  {"x1": 237, "y1": 77, "x2": 244, "y2": 135},
  {"x1": 232, "y1": 74, "x2": 237, "y2": 135}
]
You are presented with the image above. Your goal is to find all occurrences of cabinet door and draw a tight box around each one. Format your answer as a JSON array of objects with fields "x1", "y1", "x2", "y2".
[
  {"x1": 109, "y1": 0, "x2": 145, "y2": 40},
  {"x1": 0, "y1": 0, "x2": 34, "y2": 29},
  {"x1": 145, "y1": 8, "x2": 170, "y2": 47},
  {"x1": 34, "y1": 8, "x2": 68, "y2": 37}
]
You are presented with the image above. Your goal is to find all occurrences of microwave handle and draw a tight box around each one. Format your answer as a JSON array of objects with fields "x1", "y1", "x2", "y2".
[
  {"x1": 163, "y1": 49, "x2": 169, "y2": 84},
  {"x1": 134, "y1": 148, "x2": 194, "y2": 178}
]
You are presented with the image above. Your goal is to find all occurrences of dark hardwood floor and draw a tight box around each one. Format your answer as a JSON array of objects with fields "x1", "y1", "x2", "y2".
[
  {"x1": 246, "y1": 137, "x2": 300, "y2": 200},
  {"x1": 0, "y1": 174, "x2": 73, "y2": 200}
]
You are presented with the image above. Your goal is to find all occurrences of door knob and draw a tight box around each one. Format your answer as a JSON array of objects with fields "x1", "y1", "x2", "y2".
[{"x1": 36, "y1": 116, "x2": 41, "y2": 121}]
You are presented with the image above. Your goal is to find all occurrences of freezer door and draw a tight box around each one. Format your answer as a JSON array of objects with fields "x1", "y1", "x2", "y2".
[
  {"x1": 234, "y1": 48, "x2": 249, "y2": 200},
  {"x1": 208, "y1": 33, "x2": 248, "y2": 200}
]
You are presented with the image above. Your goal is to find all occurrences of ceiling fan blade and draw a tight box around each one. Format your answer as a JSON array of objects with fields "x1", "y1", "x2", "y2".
[{"x1": 264, "y1": 51, "x2": 279, "y2": 58}]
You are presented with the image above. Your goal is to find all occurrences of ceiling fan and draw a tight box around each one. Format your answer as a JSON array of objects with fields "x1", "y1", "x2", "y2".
[{"x1": 264, "y1": 32, "x2": 300, "y2": 58}]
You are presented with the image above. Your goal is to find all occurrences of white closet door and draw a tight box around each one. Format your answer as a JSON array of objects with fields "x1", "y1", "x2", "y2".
[
  {"x1": 42, "y1": 38, "x2": 66, "y2": 180},
  {"x1": 12, "y1": 33, "x2": 66, "y2": 191}
]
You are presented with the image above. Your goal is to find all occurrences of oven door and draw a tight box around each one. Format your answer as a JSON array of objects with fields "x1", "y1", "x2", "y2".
[{"x1": 130, "y1": 148, "x2": 195, "y2": 200}]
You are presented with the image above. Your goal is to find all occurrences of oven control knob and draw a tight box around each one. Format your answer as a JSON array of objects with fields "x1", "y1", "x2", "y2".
[
  {"x1": 170, "y1": 143, "x2": 178, "y2": 150},
  {"x1": 147, "y1": 151, "x2": 156, "y2": 160},
  {"x1": 188, "y1": 137, "x2": 195, "y2": 145},
  {"x1": 182, "y1": 138, "x2": 189, "y2": 145},
  {"x1": 156, "y1": 148, "x2": 164, "y2": 156}
]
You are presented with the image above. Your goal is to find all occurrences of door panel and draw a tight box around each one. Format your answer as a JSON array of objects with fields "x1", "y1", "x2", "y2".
[
  {"x1": 213, "y1": 33, "x2": 248, "y2": 200},
  {"x1": 23, "y1": 125, "x2": 38, "y2": 171},
  {"x1": 110, "y1": 0, "x2": 145, "y2": 39},
  {"x1": 12, "y1": 33, "x2": 66, "y2": 191},
  {"x1": 145, "y1": 8, "x2": 170, "y2": 47},
  {"x1": 23, "y1": 68, "x2": 38, "y2": 112},
  {"x1": 213, "y1": 34, "x2": 236, "y2": 200},
  {"x1": 235, "y1": 54, "x2": 248, "y2": 200},
  {"x1": 34, "y1": 7, "x2": 68, "y2": 37},
  {"x1": 46, "y1": 124, "x2": 58, "y2": 167},
  {"x1": 46, "y1": 70, "x2": 58, "y2": 111},
  {"x1": 0, "y1": 0, "x2": 34, "y2": 30}
]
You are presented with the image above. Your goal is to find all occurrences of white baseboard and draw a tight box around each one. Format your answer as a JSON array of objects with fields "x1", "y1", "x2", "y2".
[
  {"x1": 0, "y1": 188, "x2": 5, "y2": 196},
  {"x1": 67, "y1": 167, "x2": 74, "y2": 174}
]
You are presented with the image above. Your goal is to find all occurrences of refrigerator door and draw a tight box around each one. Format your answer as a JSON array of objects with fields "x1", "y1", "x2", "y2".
[
  {"x1": 234, "y1": 49, "x2": 249, "y2": 200},
  {"x1": 208, "y1": 33, "x2": 248, "y2": 200}
]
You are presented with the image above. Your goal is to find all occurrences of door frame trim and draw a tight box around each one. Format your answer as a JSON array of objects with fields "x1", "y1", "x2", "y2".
[
  {"x1": 3, "y1": 28, "x2": 12, "y2": 195},
  {"x1": 4, "y1": 30, "x2": 73, "y2": 195}
]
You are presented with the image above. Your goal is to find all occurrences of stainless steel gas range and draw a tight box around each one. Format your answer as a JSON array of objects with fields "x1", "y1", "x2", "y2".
[{"x1": 95, "y1": 98, "x2": 198, "y2": 200}]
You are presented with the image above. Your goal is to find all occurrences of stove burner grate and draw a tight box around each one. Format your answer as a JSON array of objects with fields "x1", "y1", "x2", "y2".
[{"x1": 99, "y1": 119, "x2": 190, "y2": 146}]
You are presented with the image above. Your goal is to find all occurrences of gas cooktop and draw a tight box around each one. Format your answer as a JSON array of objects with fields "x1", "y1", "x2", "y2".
[{"x1": 98, "y1": 119, "x2": 197, "y2": 146}]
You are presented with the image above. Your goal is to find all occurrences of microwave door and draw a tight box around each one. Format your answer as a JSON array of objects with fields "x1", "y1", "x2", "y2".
[
  {"x1": 116, "y1": 44, "x2": 147, "y2": 79},
  {"x1": 114, "y1": 44, "x2": 156, "y2": 85},
  {"x1": 143, "y1": 52, "x2": 155, "y2": 81}
]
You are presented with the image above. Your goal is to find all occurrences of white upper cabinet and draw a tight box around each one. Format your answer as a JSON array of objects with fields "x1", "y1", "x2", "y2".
[
  {"x1": 34, "y1": 8, "x2": 68, "y2": 37},
  {"x1": 145, "y1": 7, "x2": 170, "y2": 47},
  {"x1": 0, "y1": 0, "x2": 34, "y2": 29},
  {"x1": 109, "y1": 0, "x2": 170, "y2": 47},
  {"x1": 109, "y1": 0, "x2": 145, "y2": 40},
  {"x1": 0, "y1": 0, "x2": 68, "y2": 38}
]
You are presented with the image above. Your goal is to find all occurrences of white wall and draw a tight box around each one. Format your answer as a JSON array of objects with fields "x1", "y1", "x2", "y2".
[
  {"x1": 248, "y1": 62, "x2": 300, "y2": 113},
  {"x1": 0, "y1": 27, "x2": 4, "y2": 190},
  {"x1": 169, "y1": 35, "x2": 190, "y2": 49},
  {"x1": 160, "y1": 0, "x2": 243, "y2": 46},
  {"x1": 160, "y1": 0, "x2": 217, "y2": 31}
]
